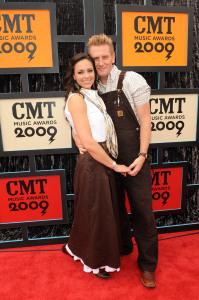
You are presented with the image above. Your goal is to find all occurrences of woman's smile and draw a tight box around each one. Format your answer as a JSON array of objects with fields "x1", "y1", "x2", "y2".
[{"x1": 73, "y1": 59, "x2": 95, "y2": 89}]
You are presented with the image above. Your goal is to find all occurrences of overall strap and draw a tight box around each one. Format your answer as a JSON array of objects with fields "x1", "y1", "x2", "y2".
[
  {"x1": 117, "y1": 71, "x2": 126, "y2": 90},
  {"x1": 116, "y1": 71, "x2": 140, "y2": 128}
]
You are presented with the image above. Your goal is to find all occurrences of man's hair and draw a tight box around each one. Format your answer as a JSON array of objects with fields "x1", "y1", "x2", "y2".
[{"x1": 87, "y1": 34, "x2": 114, "y2": 52}]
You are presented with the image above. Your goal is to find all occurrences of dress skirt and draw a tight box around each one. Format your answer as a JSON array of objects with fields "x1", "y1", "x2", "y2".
[{"x1": 66, "y1": 148, "x2": 121, "y2": 274}]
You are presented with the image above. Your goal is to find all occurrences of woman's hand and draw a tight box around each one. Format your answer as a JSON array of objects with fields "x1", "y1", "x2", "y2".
[{"x1": 114, "y1": 164, "x2": 130, "y2": 176}]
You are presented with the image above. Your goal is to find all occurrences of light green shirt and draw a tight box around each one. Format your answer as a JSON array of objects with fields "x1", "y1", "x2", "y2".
[{"x1": 98, "y1": 65, "x2": 151, "y2": 122}]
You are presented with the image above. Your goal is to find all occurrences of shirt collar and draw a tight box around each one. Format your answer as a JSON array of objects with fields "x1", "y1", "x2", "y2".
[
  {"x1": 98, "y1": 65, "x2": 119, "y2": 86},
  {"x1": 109, "y1": 65, "x2": 120, "y2": 82}
]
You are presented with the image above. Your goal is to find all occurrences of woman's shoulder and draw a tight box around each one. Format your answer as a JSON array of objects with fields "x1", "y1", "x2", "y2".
[
  {"x1": 66, "y1": 92, "x2": 86, "y2": 114},
  {"x1": 67, "y1": 92, "x2": 84, "y2": 102}
]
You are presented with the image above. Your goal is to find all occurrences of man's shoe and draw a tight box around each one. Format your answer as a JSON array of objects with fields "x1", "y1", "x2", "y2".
[
  {"x1": 140, "y1": 271, "x2": 156, "y2": 288},
  {"x1": 95, "y1": 269, "x2": 111, "y2": 279}
]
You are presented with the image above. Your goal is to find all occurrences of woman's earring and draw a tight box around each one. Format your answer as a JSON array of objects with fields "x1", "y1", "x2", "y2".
[{"x1": 74, "y1": 81, "x2": 80, "y2": 90}]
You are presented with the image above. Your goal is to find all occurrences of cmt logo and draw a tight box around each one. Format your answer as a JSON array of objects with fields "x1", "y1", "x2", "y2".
[
  {"x1": 12, "y1": 102, "x2": 56, "y2": 120},
  {"x1": 150, "y1": 97, "x2": 185, "y2": 137},
  {"x1": 6, "y1": 179, "x2": 47, "y2": 196},
  {"x1": 0, "y1": 13, "x2": 37, "y2": 61},
  {"x1": 150, "y1": 97, "x2": 185, "y2": 115},
  {"x1": 6, "y1": 178, "x2": 49, "y2": 215},
  {"x1": 152, "y1": 170, "x2": 171, "y2": 206},
  {"x1": 0, "y1": 14, "x2": 35, "y2": 33},
  {"x1": 12, "y1": 101, "x2": 57, "y2": 144},
  {"x1": 134, "y1": 16, "x2": 175, "y2": 34},
  {"x1": 152, "y1": 170, "x2": 171, "y2": 186},
  {"x1": 133, "y1": 15, "x2": 176, "y2": 60}
]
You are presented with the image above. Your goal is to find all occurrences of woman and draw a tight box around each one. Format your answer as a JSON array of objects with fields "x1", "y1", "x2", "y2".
[{"x1": 63, "y1": 53, "x2": 129, "y2": 279}]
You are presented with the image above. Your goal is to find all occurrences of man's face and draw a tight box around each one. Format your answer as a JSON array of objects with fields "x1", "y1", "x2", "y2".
[{"x1": 89, "y1": 44, "x2": 115, "y2": 82}]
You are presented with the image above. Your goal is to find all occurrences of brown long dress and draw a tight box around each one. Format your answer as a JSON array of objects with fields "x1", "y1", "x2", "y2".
[{"x1": 66, "y1": 146, "x2": 121, "y2": 274}]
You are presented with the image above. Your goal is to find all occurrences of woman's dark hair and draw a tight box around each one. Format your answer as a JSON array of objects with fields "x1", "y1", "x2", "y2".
[{"x1": 64, "y1": 52, "x2": 98, "y2": 99}]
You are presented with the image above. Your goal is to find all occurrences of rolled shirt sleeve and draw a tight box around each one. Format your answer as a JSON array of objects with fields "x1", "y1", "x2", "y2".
[{"x1": 124, "y1": 72, "x2": 151, "y2": 107}]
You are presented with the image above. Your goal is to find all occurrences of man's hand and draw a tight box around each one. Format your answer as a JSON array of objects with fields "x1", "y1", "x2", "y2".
[
  {"x1": 78, "y1": 145, "x2": 87, "y2": 154},
  {"x1": 128, "y1": 156, "x2": 145, "y2": 176}
]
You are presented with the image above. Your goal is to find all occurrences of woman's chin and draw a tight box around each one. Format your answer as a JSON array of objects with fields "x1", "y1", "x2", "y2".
[{"x1": 81, "y1": 85, "x2": 92, "y2": 89}]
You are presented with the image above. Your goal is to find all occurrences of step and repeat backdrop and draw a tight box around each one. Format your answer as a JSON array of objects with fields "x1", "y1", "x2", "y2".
[{"x1": 0, "y1": 0, "x2": 198, "y2": 248}]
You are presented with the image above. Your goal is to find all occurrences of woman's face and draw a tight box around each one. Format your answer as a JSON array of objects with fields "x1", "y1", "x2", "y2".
[{"x1": 73, "y1": 59, "x2": 95, "y2": 89}]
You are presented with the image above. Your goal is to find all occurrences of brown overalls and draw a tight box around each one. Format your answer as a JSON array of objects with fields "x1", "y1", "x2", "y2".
[{"x1": 100, "y1": 72, "x2": 158, "y2": 272}]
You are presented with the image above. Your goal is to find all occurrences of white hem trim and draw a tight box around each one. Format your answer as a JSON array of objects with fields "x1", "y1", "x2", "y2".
[{"x1": 65, "y1": 244, "x2": 120, "y2": 274}]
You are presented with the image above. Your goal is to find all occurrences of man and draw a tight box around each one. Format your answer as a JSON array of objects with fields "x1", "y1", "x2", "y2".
[{"x1": 87, "y1": 34, "x2": 158, "y2": 288}]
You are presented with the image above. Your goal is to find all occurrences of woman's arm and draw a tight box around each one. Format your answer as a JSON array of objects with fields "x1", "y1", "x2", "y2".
[
  {"x1": 68, "y1": 93, "x2": 129, "y2": 173},
  {"x1": 72, "y1": 131, "x2": 87, "y2": 154}
]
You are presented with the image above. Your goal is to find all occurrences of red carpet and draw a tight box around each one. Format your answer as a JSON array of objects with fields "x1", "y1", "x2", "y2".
[{"x1": 0, "y1": 231, "x2": 199, "y2": 300}]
